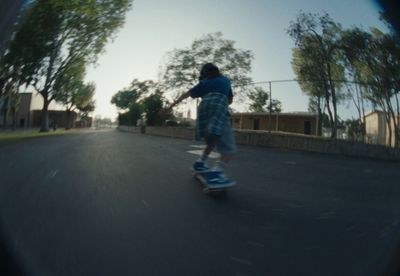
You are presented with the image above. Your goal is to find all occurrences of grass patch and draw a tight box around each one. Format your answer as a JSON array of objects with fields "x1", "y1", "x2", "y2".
[{"x1": 0, "y1": 129, "x2": 70, "y2": 145}]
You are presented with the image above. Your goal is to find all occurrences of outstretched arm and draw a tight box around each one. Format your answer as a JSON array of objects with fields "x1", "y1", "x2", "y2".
[
  {"x1": 168, "y1": 90, "x2": 191, "y2": 110},
  {"x1": 159, "y1": 90, "x2": 191, "y2": 118}
]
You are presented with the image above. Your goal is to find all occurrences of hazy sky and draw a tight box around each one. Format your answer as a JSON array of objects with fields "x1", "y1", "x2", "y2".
[{"x1": 85, "y1": 0, "x2": 386, "y2": 119}]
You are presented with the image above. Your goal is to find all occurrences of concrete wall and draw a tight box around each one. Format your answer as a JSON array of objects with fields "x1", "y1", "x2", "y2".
[
  {"x1": 231, "y1": 113, "x2": 317, "y2": 135},
  {"x1": 118, "y1": 126, "x2": 400, "y2": 161}
]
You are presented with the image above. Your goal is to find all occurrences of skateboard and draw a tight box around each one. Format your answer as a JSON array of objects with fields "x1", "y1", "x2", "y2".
[{"x1": 193, "y1": 171, "x2": 235, "y2": 194}]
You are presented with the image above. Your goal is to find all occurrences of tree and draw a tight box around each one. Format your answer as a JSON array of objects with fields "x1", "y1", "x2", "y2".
[
  {"x1": 111, "y1": 79, "x2": 155, "y2": 111},
  {"x1": 293, "y1": 47, "x2": 325, "y2": 136},
  {"x1": 160, "y1": 32, "x2": 254, "y2": 103},
  {"x1": 54, "y1": 58, "x2": 95, "y2": 129},
  {"x1": 111, "y1": 79, "x2": 172, "y2": 126},
  {"x1": 248, "y1": 86, "x2": 282, "y2": 113},
  {"x1": 0, "y1": 91, "x2": 20, "y2": 129},
  {"x1": 288, "y1": 11, "x2": 345, "y2": 138},
  {"x1": 111, "y1": 89, "x2": 139, "y2": 111},
  {"x1": 141, "y1": 91, "x2": 172, "y2": 126},
  {"x1": 338, "y1": 27, "x2": 372, "y2": 140},
  {"x1": 3, "y1": 0, "x2": 133, "y2": 132},
  {"x1": 0, "y1": 48, "x2": 23, "y2": 128},
  {"x1": 111, "y1": 79, "x2": 155, "y2": 126},
  {"x1": 248, "y1": 87, "x2": 268, "y2": 113},
  {"x1": 361, "y1": 29, "x2": 400, "y2": 147},
  {"x1": 0, "y1": 1, "x2": 33, "y2": 100},
  {"x1": 343, "y1": 118, "x2": 364, "y2": 141},
  {"x1": 78, "y1": 100, "x2": 95, "y2": 116},
  {"x1": 78, "y1": 99, "x2": 96, "y2": 127},
  {"x1": 57, "y1": 80, "x2": 96, "y2": 129}
]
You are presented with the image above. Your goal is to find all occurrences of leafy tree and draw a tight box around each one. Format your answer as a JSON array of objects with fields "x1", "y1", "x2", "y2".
[
  {"x1": 2, "y1": 0, "x2": 132, "y2": 132},
  {"x1": 128, "y1": 102, "x2": 143, "y2": 126},
  {"x1": 112, "y1": 79, "x2": 172, "y2": 126},
  {"x1": 343, "y1": 118, "x2": 364, "y2": 141},
  {"x1": 117, "y1": 102, "x2": 143, "y2": 126},
  {"x1": 361, "y1": 29, "x2": 400, "y2": 146},
  {"x1": 78, "y1": 100, "x2": 95, "y2": 115},
  {"x1": 288, "y1": 11, "x2": 345, "y2": 138},
  {"x1": 160, "y1": 32, "x2": 254, "y2": 102},
  {"x1": 0, "y1": 91, "x2": 20, "y2": 129},
  {"x1": 0, "y1": 47, "x2": 23, "y2": 128},
  {"x1": 54, "y1": 58, "x2": 95, "y2": 129},
  {"x1": 0, "y1": 1, "x2": 34, "y2": 100},
  {"x1": 111, "y1": 89, "x2": 139, "y2": 111},
  {"x1": 111, "y1": 79, "x2": 155, "y2": 111},
  {"x1": 248, "y1": 86, "x2": 282, "y2": 113},
  {"x1": 338, "y1": 27, "x2": 373, "y2": 140},
  {"x1": 141, "y1": 91, "x2": 171, "y2": 126},
  {"x1": 248, "y1": 87, "x2": 268, "y2": 113},
  {"x1": 112, "y1": 79, "x2": 155, "y2": 126},
  {"x1": 58, "y1": 81, "x2": 96, "y2": 129},
  {"x1": 269, "y1": 99, "x2": 283, "y2": 114}
]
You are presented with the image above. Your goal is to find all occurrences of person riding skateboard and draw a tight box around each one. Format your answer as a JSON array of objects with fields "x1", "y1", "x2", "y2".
[{"x1": 165, "y1": 63, "x2": 236, "y2": 186}]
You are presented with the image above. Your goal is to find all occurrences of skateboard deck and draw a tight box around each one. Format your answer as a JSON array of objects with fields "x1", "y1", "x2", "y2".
[{"x1": 193, "y1": 171, "x2": 235, "y2": 194}]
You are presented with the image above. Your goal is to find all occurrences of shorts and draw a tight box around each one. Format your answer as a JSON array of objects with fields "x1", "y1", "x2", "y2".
[{"x1": 214, "y1": 123, "x2": 236, "y2": 155}]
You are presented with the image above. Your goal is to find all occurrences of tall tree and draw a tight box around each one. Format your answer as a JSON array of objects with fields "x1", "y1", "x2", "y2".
[
  {"x1": 248, "y1": 86, "x2": 282, "y2": 113},
  {"x1": 3, "y1": 0, "x2": 132, "y2": 132},
  {"x1": 111, "y1": 79, "x2": 155, "y2": 111},
  {"x1": 361, "y1": 29, "x2": 400, "y2": 146},
  {"x1": 54, "y1": 58, "x2": 95, "y2": 129},
  {"x1": 288, "y1": 11, "x2": 345, "y2": 138},
  {"x1": 77, "y1": 99, "x2": 96, "y2": 127},
  {"x1": 339, "y1": 27, "x2": 372, "y2": 140},
  {"x1": 141, "y1": 91, "x2": 168, "y2": 126},
  {"x1": 111, "y1": 79, "x2": 171, "y2": 126},
  {"x1": 160, "y1": 32, "x2": 254, "y2": 105},
  {"x1": 78, "y1": 100, "x2": 95, "y2": 117}
]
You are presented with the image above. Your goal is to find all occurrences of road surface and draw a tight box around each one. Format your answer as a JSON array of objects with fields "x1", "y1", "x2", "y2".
[{"x1": 1, "y1": 129, "x2": 399, "y2": 275}]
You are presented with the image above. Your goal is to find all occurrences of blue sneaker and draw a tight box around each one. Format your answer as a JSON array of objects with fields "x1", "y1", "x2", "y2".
[
  {"x1": 206, "y1": 171, "x2": 236, "y2": 188},
  {"x1": 192, "y1": 161, "x2": 210, "y2": 173}
]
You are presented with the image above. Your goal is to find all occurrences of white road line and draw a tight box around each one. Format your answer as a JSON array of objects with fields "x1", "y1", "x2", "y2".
[
  {"x1": 47, "y1": 170, "x2": 59, "y2": 178},
  {"x1": 189, "y1": 145, "x2": 206, "y2": 149}
]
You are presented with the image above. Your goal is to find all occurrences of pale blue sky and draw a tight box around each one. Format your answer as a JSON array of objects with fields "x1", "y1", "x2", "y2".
[{"x1": 85, "y1": 0, "x2": 385, "y2": 119}]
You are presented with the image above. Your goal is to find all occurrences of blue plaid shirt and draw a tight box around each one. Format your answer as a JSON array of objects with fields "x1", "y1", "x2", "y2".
[
  {"x1": 189, "y1": 76, "x2": 232, "y2": 139},
  {"x1": 189, "y1": 76, "x2": 233, "y2": 99}
]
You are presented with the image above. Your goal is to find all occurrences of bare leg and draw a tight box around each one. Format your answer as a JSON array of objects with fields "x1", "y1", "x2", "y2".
[{"x1": 200, "y1": 145, "x2": 214, "y2": 161}]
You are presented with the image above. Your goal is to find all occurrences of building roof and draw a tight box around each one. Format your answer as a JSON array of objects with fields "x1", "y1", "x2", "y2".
[
  {"x1": 364, "y1": 110, "x2": 384, "y2": 118},
  {"x1": 232, "y1": 112, "x2": 318, "y2": 117},
  {"x1": 364, "y1": 110, "x2": 400, "y2": 119}
]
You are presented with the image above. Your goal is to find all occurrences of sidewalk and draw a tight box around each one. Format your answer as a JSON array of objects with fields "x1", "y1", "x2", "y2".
[{"x1": 0, "y1": 128, "x2": 41, "y2": 133}]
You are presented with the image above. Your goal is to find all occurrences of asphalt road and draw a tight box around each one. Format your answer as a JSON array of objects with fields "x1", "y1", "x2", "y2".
[{"x1": 1, "y1": 129, "x2": 400, "y2": 276}]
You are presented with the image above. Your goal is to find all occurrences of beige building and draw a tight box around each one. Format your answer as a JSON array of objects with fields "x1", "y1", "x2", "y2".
[
  {"x1": 365, "y1": 110, "x2": 400, "y2": 147},
  {"x1": 0, "y1": 92, "x2": 77, "y2": 128},
  {"x1": 231, "y1": 112, "x2": 318, "y2": 135}
]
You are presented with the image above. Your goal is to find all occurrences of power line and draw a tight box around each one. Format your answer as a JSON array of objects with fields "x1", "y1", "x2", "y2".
[{"x1": 232, "y1": 78, "x2": 380, "y2": 88}]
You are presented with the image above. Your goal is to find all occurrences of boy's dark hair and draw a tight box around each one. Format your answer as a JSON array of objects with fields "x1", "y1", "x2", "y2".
[{"x1": 199, "y1": 63, "x2": 220, "y2": 81}]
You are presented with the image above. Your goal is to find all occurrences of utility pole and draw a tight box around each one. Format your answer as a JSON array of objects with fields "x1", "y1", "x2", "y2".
[{"x1": 268, "y1": 81, "x2": 272, "y2": 132}]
